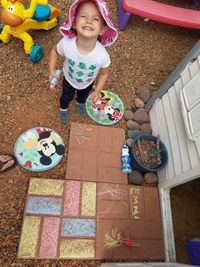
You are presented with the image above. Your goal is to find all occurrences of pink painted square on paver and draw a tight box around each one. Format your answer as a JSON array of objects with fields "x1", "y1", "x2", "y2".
[
  {"x1": 39, "y1": 217, "x2": 60, "y2": 258},
  {"x1": 63, "y1": 180, "x2": 81, "y2": 216}
]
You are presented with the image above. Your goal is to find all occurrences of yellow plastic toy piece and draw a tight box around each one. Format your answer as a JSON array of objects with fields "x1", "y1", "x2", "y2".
[{"x1": 0, "y1": 0, "x2": 60, "y2": 61}]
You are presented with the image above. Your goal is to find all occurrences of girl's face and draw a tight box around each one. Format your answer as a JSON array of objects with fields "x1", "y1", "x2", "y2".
[{"x1": 73, "y1": 1, "x2": 105, "y2": 40}]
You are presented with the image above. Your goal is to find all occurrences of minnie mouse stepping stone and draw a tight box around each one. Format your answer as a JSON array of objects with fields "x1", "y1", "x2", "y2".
[
  {"x1": 14, "y1": 127, "x2": 65, "y2": 172},
  {"x1": 86, "y1": 90, "x2": 124, "y2": 125}
]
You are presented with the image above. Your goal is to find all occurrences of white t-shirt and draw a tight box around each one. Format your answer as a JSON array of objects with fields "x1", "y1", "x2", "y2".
[{"x1": 57, "y1": 37, "x2": 111, "y2": 90}]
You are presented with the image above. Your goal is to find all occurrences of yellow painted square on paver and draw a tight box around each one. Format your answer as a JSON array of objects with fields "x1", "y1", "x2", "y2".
[
  {"x1": 81, "y1": 182, "x2": 96, "y2": 216},
  {"x1": 60, "y1": 239, "x2": 95, "y2": 258},
  {"x1": 28, "y1": 178, "x2": 64, "y2": 195},
  {"x1": 18, "y1": 216, "x2": 41, "y2": 258}
]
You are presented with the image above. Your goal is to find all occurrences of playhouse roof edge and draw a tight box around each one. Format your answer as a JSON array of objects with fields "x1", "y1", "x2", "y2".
[{"x1": 145, "y1": 39, "x2": 200, "y2": 111}]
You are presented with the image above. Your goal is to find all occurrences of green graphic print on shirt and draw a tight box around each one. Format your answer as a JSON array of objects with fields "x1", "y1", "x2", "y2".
[
  {"x1": 89, "y1": 65, "x2": 96, "y2": 71},
  {"x1": 68, "y1": 59, "x2": 75, "y2": 66},
  {"x1": 76, "y1": 70, "x2": 84, "y2": 77},
  {"x1": 88, "y1": 72, "x2": 94, "y2": 77},
  {"x1": 67, "y1": 59, "x2": 97, "y2": 84},
  {"x1": 78, "y1": 62, "x2": 86, "y2": 69}
]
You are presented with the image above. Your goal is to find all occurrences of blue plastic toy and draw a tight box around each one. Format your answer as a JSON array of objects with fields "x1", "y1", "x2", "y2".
[
  {"x1": 50, "y1": 69, "x2": 61, "y2": 90},
  {"x1": 121, "y1": 145, "x2": 132, "y2": 173}
]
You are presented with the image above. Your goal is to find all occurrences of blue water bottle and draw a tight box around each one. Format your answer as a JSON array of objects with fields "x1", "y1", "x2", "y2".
[
  {"x1": 50, "y1": 69, "x2": 61, "y2": 90},
  {"x1": 121, "y1": 145, "x2": 132, "y2": 173}
]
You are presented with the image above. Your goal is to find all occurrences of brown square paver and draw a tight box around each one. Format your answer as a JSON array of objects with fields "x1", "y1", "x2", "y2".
[
  {"x1": 66, "y1": 149, "x2": 98, "y2": 181},
  {"x1": 96, "y1": 184, "x2": 164, "y2": 260},
  {"x1": 66, "y1": 122, "x2": 127, "y2": 183}
]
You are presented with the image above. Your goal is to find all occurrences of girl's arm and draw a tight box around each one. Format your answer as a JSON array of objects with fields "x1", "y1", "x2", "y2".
[
  {"x1": 91, "y1": 67, "x2": 109, "y2": 101},
  {"x1": 49, "y1": 45, "x2": 60, "y2": 82}
]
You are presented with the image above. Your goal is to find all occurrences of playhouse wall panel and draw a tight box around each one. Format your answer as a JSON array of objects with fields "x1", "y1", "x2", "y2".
[
  {"x1": 184, "y1": 61, "x2": 200, "y2": 160},
  {"x1": 173, "y1": 82, "x2": 191, "y2": 171},
  {"x1": 162, "y1": 92, "x2": 182, "y2": 176},
  {"x1": 175, "y1": 76, "x2": 200, "y2": 169},
  {"x1": 180, "y1": 68, "x2": 191, "y2": 86},
  {"x1": 151, "y1": 99, "x2": 174, "y2": 180},
  {"x1": 168, "y1": 86, "x2": 190, "y2": 172},
  {"x1": 150, "y1": 57, "x2": 200, "y2": 190},
  {"x1": 188, "y1": 58, "x2": 199, "y2": 77}
]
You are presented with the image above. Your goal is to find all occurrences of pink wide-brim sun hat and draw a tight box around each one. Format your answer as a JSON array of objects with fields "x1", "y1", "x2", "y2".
[{"x1": 59, "y1": 0, "x2": 118, "y2": 47}]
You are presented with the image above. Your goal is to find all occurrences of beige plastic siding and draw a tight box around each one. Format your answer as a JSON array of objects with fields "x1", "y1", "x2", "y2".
[{"x1": 150, "y1": 56, "x2": 200, "y2": 190}]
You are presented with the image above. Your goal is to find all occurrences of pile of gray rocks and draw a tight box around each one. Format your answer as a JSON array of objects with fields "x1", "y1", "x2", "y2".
[{"x1": 124, "y1": 86, "x2": 158, "y2": 186}]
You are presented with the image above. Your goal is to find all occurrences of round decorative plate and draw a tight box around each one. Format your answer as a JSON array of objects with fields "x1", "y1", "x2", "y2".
[
  {"x1": 86, "y1": 90, "x2": 124, "y2": 125},
  {"x1": 14, "y1": 127, "x2": 65, "y2": 172}
]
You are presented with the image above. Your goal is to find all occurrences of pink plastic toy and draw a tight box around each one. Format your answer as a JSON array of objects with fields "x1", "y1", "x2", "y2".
[{"x1": 118, "y1": 0, "x2": 200, "y2": 30}]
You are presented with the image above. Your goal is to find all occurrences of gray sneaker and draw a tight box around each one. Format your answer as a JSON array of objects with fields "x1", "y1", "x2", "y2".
[
  {"x1": 76, "y1": 102, "x2": 86, "y2": 115},
  {"x1": 59, "y1": 110, "x2": 69, "y2": 124}
]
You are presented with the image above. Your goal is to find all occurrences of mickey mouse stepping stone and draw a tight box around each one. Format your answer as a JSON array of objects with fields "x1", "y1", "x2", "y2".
[
  {"x1": 86, "y1": 90, "x2": 124, "y2": 125},
  {"x1": 14, "y1": 127, "x2": 65, "y2": 171}
]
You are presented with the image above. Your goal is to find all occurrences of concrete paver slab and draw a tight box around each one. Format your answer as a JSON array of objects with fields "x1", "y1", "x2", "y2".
[
  {"x1": 66, "y1": 122, "x2": 127, "y2": 184},
  {"x1": 18, "y1": 178, "x2": 164, "y2": 260}
]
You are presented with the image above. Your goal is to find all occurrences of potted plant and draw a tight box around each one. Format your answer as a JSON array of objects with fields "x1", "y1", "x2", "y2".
[{"x1": 130, "y1": 133, "x2": 168, "y2": 172}]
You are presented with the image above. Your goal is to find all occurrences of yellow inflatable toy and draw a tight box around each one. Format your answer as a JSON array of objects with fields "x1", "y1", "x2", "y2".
[{"x1": 0, "y1": 0, "x2": 60, "y2": 62}]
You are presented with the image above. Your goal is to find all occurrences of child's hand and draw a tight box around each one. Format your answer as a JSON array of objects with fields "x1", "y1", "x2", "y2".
[
  {"x1": 90, "y1": 90, "x2": 100, "y2": 102},
  {"x1": 49, "y1": 70, "x2": 61, "y2": 90},
  {"x1": 49, "y1": 70, "x2": 55, "y2": 84},
  {"x1": 49, "y1": 70, "x2": 60, "y2": 84}
]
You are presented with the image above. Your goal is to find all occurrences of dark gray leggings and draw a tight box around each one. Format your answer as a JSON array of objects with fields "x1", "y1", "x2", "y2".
[{"x1": 60, "y1": 78, "x2": 94, "y2": 109}]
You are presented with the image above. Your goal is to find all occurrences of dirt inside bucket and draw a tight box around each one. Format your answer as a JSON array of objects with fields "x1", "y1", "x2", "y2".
[{"x1": 134, "y1": 139, "x2": 161, "y2": 169}]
